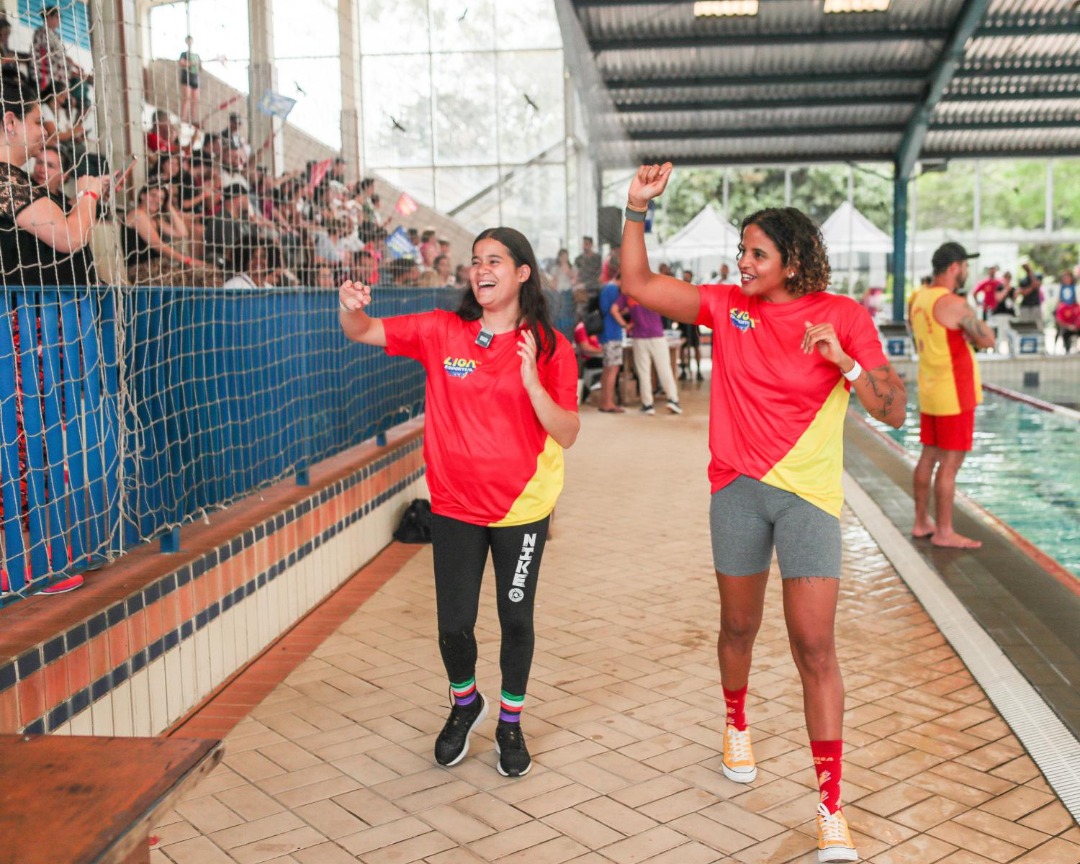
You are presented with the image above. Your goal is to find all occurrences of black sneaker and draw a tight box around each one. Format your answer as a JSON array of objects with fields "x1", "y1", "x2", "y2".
[
  {"x1": 495, "y1": 721, "x2": 531, "y2": 777},
  {"x1": 434, "y1": 693, "x2": 487, "y2": 767}
]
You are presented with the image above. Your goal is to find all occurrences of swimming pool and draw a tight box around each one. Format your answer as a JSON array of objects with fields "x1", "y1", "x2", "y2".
[{"x1": 862, "y1": 388, "x2": 1080, "y2": 579}]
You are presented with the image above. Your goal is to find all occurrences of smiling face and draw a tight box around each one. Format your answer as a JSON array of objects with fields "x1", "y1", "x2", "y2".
[
  {"x1": 470, "y1": 237, "x2": 528, "y2": 316},
  {"x1": 737, "y1": 223, "x2": 794, "y2": 303}
]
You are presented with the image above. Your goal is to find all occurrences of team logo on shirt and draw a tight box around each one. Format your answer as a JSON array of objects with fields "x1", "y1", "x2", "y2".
[
  {"x1": 729, "y1": 308, "x2": 758, "y2": 332},
  {"x1": 443, "y1": 357, "x2": 480, "y2": 378}
]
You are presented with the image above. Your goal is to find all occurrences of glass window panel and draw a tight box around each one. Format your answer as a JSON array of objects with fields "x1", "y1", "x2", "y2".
[
  {"x1": 499, "y1": 163, "x2": 567, "y2": 261},
  {"x1": 275, "y1": 59, "x2": 341, "y2": 149},
  {"x1": 448, "y1": 187, "x2": 502, "y2": 238},
  {"x1": 433, "y1": 53, "x2": 497, "y2": 166},
  {"x1": 1053, "y1": 158, "x2": 1080, "y2": 230},
  {"x1": 149, "y1": 0, "x2": 251, "y2": 94},
  {"x1": 358, "y1": 0, "x2": 431, "y2": 55},
  {"x1": 496, "y1": 50, "x2": 565, "y2": 165},
  {"x1": 435, "y1": 166, "x2": 500, "y2": 216},
  {"x1": 429, "y1": 0, "x2": 495, "y2": 52},
  {"x1": 978, "y1": 160, "x2": 1044, "y2": 232},
  {"x1": 375, "y1": 168, "x2": 435, "y2": 209},
  {"x1": 494, "y1": 0, "x2": 562, "y2": 50},
  {"x1": 362, "y1": 55, "x2": 433, "y2": 167},
  {"x1": 913, "y1": 162, "x2": 974, "y2": 232}
]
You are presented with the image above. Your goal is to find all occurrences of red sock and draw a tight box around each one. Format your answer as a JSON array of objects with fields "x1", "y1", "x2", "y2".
[
  {"x1": 722, "y1": 685, "x2": 747, "y2": 731},
  {"x1": 810, "y1": 740, "x2": 844, "y2": 814}
]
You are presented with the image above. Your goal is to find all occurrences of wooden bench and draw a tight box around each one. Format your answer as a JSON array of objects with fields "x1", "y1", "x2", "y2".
[{"x1": 0, "y1": 734, "x2": 223, "y2": 864}]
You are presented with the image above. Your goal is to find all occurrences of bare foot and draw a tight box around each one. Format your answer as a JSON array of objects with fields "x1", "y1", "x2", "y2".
[
  {"x1": 931, "y1": 531, "x2": 982, "y2": 549},
  {"x1": 912, "y1": 521, "x2": 935, "y2": 539}
]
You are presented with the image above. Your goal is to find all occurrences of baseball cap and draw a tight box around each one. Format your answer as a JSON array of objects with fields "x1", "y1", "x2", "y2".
[{"x1": 931, "y1": 241, "x2": 979, "y2": 272}]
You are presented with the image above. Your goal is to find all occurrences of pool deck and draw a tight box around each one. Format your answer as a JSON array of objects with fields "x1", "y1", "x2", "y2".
[{"x1": 151, "y1": 382, "x2": 1080, "y2": 864}]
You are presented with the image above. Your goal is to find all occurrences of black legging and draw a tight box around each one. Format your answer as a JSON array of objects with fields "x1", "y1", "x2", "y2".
[{"x1": 431, "y1": 513, "x2": 550, "y2": 698}]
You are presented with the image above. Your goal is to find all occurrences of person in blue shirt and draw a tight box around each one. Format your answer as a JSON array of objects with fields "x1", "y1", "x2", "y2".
[{"x1": 597, "y1": 270, "x2": 630, "y2": 412}]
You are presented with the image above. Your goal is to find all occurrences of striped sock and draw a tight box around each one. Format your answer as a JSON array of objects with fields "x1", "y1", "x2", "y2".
[
  {"x1": 499, "y1": 691, "x2": 524, "y2": 723},
  {"x1": 450, "y1": 678, "x2": 477, "y2": 707}
]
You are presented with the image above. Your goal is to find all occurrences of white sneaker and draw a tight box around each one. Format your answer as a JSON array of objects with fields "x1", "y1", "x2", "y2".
[
  {"x1": 666, "y1": 401, "x2": 683, "y2": 415},
  {"x1": 816, "y1": 803, "x2": 858, "y2": 862}
]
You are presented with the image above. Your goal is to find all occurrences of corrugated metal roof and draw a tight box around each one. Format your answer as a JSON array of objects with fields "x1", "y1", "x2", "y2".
[{"x1": 565, "y1": 0, "x2": 1080, "y2": 168}]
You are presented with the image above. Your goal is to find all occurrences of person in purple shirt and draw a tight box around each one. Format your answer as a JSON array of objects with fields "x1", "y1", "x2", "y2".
[{"x1": 621, "y1": 294, "x2": 682, "y2": 415}]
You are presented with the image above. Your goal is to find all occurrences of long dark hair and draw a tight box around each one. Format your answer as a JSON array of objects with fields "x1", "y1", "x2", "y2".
[
  {"x1": 740, "y1": 207, "x2": 830, "y2": 297},
  {"x1": 0, "y1": 71, "x2": 38, "y2": 120},
  {"x1": 457, "y1": 227, "x2": 557, "y2": 359}
]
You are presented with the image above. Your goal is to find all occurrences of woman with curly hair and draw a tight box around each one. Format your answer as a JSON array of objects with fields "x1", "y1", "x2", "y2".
[{"x1": 620, "y1": 163, "x2": 905, "y2": 863}]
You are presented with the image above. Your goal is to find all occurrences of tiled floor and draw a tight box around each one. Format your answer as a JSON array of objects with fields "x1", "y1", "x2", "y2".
[{"x1": 152, "y1": 384, "x2": 1080, "y2": 864}]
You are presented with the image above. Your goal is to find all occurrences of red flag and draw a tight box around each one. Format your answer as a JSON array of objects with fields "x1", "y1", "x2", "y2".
[
  {"x1": 308, "y1": 158, "x2": 333, "y2": 188},
  {"x1": 395, "y1": 192, "x2": 418, "y2": 216}
]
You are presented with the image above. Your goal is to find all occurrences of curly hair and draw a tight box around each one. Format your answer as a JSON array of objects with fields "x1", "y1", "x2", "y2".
[{"x1": 740, "y1": 207, "x2": 830, "y2": 297}]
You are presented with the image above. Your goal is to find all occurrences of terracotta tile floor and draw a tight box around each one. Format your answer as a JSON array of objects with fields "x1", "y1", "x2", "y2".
[{"x1": 152, "y1": 384, "x2": 1080, "y2": 863}]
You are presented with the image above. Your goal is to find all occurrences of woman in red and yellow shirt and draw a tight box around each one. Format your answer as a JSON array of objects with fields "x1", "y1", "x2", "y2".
[
  {"x1": 339, "y1": 227, "x2": 578, "y2": 778},
  {"x1": 620, "y1": 162, "x2": 906, "y2": 863}
]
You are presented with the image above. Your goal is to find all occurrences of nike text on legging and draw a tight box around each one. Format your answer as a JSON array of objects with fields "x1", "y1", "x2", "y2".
[{"x1": 431, "y1": 512, "x2": 550, "y2": 698}]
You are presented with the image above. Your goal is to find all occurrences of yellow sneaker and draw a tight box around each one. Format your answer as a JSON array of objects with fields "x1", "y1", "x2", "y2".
[
  {"x1": 816, "y1": 803, "x2": 858, "y2": 862},
  {"x1": 721, "y1": 725, "x2": 757, "y2": 783}
]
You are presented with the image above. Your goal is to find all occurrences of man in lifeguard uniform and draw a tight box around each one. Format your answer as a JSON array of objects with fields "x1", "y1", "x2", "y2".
[{"x1": 910, "y1": 242, "x2": 996, "y2": 548}]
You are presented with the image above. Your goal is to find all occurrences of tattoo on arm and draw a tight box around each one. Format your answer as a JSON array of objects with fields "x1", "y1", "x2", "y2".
[
  {"x1": 959, "y1": 311, "x2": 992, "y2": 343},
  {"x1": 865, "y1": 363, "x2": 903, "y2": 422}
]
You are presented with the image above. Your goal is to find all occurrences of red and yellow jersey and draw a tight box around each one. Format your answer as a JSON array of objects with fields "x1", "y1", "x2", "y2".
[
  {"x1": 696, "y1": 283, "x2": 887, "y2": 516},
  {"x1": 383, "y1": 310, "x2": 578, "y2": 526},
  {"x1": 909, "y1": 287, "x2": 982, "y2": 416}
]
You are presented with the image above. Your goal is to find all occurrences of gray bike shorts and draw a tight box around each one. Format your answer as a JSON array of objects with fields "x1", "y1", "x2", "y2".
[{"x1": 709, "y1": 475, "x2": 842, "y2": 579}]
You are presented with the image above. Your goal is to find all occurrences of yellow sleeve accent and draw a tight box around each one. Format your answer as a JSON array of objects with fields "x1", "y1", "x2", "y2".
[
  {"x1": 760, "y1": 380, "x2": 849, "y2": 517},
  {"x1": 491, "y1": 436, "x2": 565, "y2": 527}
]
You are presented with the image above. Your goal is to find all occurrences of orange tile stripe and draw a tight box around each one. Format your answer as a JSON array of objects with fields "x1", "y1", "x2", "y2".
[{"x1": 166, "y1": 541, "x2": 424, "y2": 740}]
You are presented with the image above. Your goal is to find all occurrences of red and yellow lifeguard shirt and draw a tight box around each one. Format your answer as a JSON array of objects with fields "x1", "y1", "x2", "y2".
[
  {"x1": 383, "y1": 310, "x2": 578, "y2": 527},
  {"x1": 696, "y1": 283, "x2": 887, "y2": 516},
  {"x1": 909, "y1": 287, "x2": 982, "y2": 416}
]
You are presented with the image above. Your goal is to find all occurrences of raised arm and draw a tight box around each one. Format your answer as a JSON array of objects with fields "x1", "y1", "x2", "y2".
[
  {"x1": 338, "y1": 279, "x2": 386, "y2": 347},
  {"x1": 620, "y1": 163, "x2": 701, "y2": 324}
]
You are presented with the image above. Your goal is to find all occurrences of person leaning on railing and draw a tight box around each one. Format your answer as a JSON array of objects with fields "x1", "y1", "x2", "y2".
[
  {"x1": 123, "y1": 185, "x2": 221, "y2": 287},
  {"x1": 0, "y1": 71, "x2": 112, "y2": 288}
]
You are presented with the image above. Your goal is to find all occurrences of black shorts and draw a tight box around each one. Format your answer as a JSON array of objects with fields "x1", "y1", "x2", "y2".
[
  {"x1": 179, "y1": 73, "x2": 199, "y2": 89},
  {"x1": 680, "y1": 322, "x2": 701, "y2": 348}
]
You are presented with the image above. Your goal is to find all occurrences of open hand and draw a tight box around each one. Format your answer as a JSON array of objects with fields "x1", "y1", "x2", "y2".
[{"x1": 517, "y1": 328, "x2": 540, "y2": 391}]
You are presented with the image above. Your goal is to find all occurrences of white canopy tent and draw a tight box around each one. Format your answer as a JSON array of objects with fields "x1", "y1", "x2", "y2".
[
  {"x1": 655, "y1": 204, "x2": 741, "y2": 280},
  {"x1": 820, "y1": 201, "x2": 893, "y2": 293}
]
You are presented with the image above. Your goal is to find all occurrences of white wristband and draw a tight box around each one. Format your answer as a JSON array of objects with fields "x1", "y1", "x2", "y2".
[
  {"x1": 339, "y1": 300, "x2": 352, "y2": 312},
  {"x1": 842, "y1": 360, "x2": 862, "y2": 382}
]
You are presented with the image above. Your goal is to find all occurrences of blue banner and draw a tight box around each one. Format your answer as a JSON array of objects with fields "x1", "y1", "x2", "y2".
[
  {"x1": 385, "y1": 227, "x2": 420, "y2": 260},
  {"x1": 258, "y1": 89, "x2": 297, "y2": 119}
]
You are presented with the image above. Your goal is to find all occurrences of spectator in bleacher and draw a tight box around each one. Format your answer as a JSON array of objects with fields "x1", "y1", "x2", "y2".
[
  {"x1": 418, "y1": 228, "x2": 438, "y2": 268},
  {"x1": 383, "y1": 256, "x2": 420, "y2": 287},
  {"x1": 39, "y1": 82, "x2": 83, "y2": 171},
  {"x1": 145, "y1": 108, "x2": 178, "y2": 156},
  {"x1": 0, "y1": 18, "x2": 22, "y2": 80},
  {"x1": 219, "y1": 142, "x2": 249, "y2": 192},
  {"x1": 31, "y1": 145, "x2": 65, "y2": 201},
  {"x1": 203, "y1": 183, "x2": 256, "y2": 272},
  {"x1": 354, "y1": 246, "x2": 378, "y2": 285},
  {"x1": 124, "y1": 185, "x2": 219, "y2": 286},
  {"x1": 418, "y1": 253, "x2": 453, "y2": 288},
  {"x1": 178, "y1": 36, "x2": 200, "y2": 126},
  {"x1": 313, "y1": 218, "x2": 347, "y2": 272},
  {"x1": 224, "y1": 241, "x2": 283, "y2": 289},
  {"x1": 220, "y1": 112, "x2": 248, "y2": 157},
  {"x1": 0, "y1": 72, "x2": 107, "y2": 288},
  {"x1": 32, "y1": 5, "x2": 91, "y2": 113}
]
